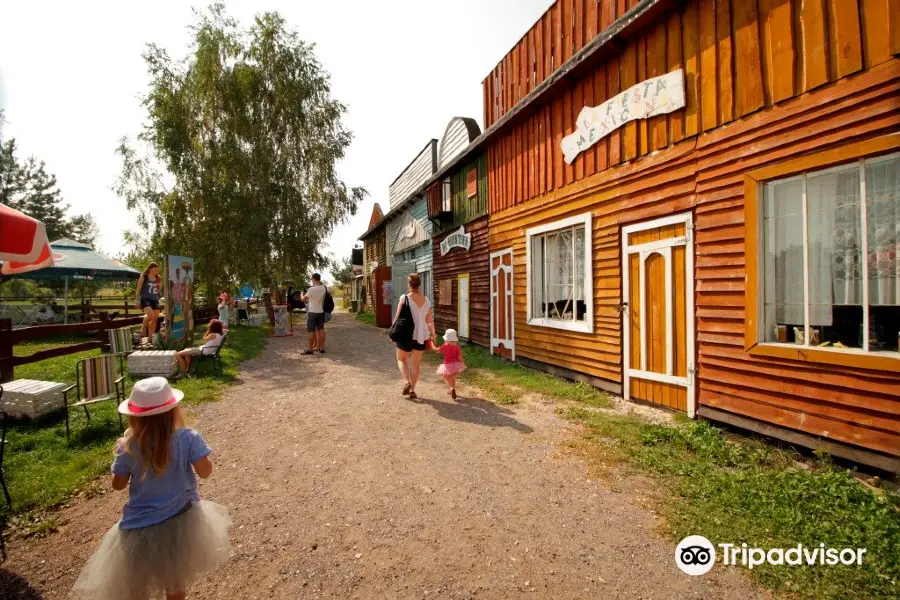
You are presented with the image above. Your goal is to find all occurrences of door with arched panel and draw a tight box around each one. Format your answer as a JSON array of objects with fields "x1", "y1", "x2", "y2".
[{"x1": 621, "y1": 213, "x2": 696, "y2": 416}]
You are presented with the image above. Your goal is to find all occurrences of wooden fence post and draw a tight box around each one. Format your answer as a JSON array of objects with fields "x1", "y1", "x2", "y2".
[
  {"x1": 0, "y1": 319, "x2": 13, "y2": 383},
  {"x1": 98, "y1": 312, "x2": 111, "y2": 352}
]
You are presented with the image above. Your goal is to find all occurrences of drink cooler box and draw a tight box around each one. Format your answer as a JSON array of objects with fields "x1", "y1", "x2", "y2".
[
  {"x1": 128, "y1": 350, "x2": 178, "y2": 378},
  {"x1": 0, "y1": 379, "x2": 70, "y2": 419}
]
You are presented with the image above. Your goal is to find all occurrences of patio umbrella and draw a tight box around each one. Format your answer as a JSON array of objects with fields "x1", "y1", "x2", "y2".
[
  {"x1": 0, "y1": 203, "x2": 55, "y2": 275},
  {"x1": 3, "y1": 238, "x2": 140, "y2": 321}
]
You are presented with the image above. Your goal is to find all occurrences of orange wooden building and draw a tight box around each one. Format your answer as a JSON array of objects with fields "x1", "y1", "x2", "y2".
[{"x1": 422, "y1": 0, "x2": 900, "y2": 470}]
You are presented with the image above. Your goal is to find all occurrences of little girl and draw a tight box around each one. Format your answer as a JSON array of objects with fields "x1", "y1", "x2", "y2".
[
  {"x1": 72, "y1": 377, "x2": 231, "y2": 600},
  {"x1": 436, "y1": 329, "x2": 466, "y2": 400}
]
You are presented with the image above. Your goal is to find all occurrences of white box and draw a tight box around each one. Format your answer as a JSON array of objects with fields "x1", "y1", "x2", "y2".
[
  {"x1": 128, "y1": 351, "x2": 177, "y2": 378},
  {"x1": 1, "y1": 379, "x2": 69, "y2": 419}
]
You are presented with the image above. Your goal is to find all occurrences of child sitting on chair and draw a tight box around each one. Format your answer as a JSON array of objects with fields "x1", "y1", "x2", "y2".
[{"x1": 174, "y1": 319, "x2": 224, "y2": 378}]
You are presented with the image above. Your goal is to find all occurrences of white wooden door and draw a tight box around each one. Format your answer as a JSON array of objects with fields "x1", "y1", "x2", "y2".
[
  {"x1": 621, "y1": 212, "x2": 696, "y2": 416},
  {"x1": 490, "y1": 249, "x2": 515, "y2": 359},
  {"x1": 458, "y1": 273, "x2": 470, "y2": 339}
]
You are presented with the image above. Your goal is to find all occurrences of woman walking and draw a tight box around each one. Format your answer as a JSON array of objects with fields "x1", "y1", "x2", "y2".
[
  {"x1": 135, "y1": 262, "x2": 162, "y2": 340},
  {"x1": 392, "y1": 273, "x2": 435, "y2": 400}
]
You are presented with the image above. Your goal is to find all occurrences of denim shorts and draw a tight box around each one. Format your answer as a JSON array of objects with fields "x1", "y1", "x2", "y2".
[{"x1": 307, "y1": 312, "x2": 325, "y2": 332}]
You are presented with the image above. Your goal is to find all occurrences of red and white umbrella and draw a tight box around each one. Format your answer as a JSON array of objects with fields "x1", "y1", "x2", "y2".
[{"x1": 0, "y1": 203, "x2": 55, "y2": 275}]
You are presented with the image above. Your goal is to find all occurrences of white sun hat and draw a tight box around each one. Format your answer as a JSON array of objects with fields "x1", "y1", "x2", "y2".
[
  {"x1": 444, "y1": 329, "x2": 459, "y2": 343},
  {"x1": 119, "y1": 377, "x2": 184, "y2": 417}
]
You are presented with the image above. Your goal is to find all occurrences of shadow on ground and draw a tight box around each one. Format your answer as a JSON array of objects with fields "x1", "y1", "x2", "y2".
[
  {"x1": 409, "y1": 394, "x2": 533, "y2": 433},
  {"x1": 0, "y1": 569, "x2": 45, "y2": 599}
]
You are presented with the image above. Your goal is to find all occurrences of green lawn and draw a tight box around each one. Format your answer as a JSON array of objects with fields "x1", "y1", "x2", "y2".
[
  {"x1": 354, "y1": 311, "x2": 377, "y2": 327},
  {"x1": 2, "y1": 326, "x2": 268, "y2": 522}
]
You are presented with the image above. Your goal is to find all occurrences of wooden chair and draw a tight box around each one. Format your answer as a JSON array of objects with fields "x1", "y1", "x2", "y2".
[
  {"x1": 191, "y1": 331, "x2": 229, "y2": 377},
  {"x1": 61, "y1": 355, "x2": 125, "y2": 441},
  {"x1": 0, "y1": 387, "x2": 10, "y2": 507},
  {"x1": 236, "y1": 308, "x2": 250, "y2": 327}
]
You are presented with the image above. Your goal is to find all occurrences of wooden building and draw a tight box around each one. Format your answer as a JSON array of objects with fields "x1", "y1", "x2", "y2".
[
  {"x1": 415, "y1": 0, "x2": 899, "y2": 470},
  {"x1": 360, "y1": 203, "x2": 386, "y2": 313},
  {"x1": 385, "y1": 140, "x2": 439, "y2": 313},
  {"x1": 428, "y1": 117, "x2": 491, "y2": 346}
]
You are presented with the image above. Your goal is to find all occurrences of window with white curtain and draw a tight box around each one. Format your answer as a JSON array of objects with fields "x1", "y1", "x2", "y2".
[
  {"x1": 762, "y1": 152, "x2": 900, "y2": 354},
  {"x1": 526, "y1": 213, "x2": 593, "y2": 333}
]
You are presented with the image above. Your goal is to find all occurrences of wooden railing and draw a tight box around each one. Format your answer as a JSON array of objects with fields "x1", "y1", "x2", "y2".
[
  {"x1": 0, "y1": 305, "x2": 221, "y2": 382},
  {"x1": 0, "y1": 314, "x2": 144, "y2": 382}
]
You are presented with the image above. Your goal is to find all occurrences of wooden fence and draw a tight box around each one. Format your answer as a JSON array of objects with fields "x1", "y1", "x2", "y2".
[{"x1": 0, "y1": 305, "x2": 221, "y2": 382}]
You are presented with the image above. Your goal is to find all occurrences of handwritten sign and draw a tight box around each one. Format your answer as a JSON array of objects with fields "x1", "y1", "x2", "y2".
[
  {"x1": 440, "y1": 226, "x2": 472, "y2": 256},
  {"x1": 560, "y1": 69, "x2": 685, "y2": 164}
]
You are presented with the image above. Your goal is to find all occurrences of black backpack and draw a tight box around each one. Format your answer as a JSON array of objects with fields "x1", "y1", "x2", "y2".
[
  {"x1": 389, "y1": 294, "x2": 414, "y2": 343},
  {"x1": 323, "y1": 287, "x2": 335, "y2": 313}
]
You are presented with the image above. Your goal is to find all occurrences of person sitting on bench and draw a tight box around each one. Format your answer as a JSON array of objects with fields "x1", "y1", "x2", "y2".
[{"x1": 174, "y1": 319, "x2": 225, "y2": 378}]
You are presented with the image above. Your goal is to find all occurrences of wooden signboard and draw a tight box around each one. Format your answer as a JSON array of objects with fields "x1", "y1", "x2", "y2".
[{"x1": 561, "y1": 69, "x2": 686, "y2": 164}]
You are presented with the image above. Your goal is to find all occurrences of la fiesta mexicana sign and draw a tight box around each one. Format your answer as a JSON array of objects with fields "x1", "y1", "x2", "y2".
[
  {"x1": 440, "y1": 226, "x2": 471, "y2": 256},
  {"x1": 561, "y1": 69, "x2": 686, "y2": 164}
]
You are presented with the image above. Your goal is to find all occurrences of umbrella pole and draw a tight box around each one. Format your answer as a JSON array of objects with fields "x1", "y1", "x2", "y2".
[{"x1": 64, "y1": 276, "x2": 69, "y2": 323}]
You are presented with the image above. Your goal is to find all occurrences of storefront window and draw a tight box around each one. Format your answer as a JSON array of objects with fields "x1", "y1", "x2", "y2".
[
  {"x1": 526, "y1": 213, "x2": 593, "y2": 333},
  {"x1": 762, "y1": 153, "x2": 900, "y2": 354}
]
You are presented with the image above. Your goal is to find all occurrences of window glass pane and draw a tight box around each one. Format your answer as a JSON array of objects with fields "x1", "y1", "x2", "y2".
[
  {"x1": 807, "y1": 165, "x2": 862, "y2": 348},
  {"x1": 763, "y1": 179, "x2": 804, "y2": 342},
  {"x1": 865, "y1": 154, "x2": 900, "y2": 351},
  {"x1": 531, "y1": 235, "x2": 545, "y2": 319}
]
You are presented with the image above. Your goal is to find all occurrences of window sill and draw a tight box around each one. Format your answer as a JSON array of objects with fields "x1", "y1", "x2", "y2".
[
  {"x1": 527, "y1": 317, "x2": 593, "y2": 334},
  {"x1": 748, "y1": 342, "x2": 900, "y2": 372}
]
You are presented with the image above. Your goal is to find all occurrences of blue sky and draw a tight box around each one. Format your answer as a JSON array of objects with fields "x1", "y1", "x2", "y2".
[{"x1": 0, "y1": 0, "x2": 552, "y2": 273}]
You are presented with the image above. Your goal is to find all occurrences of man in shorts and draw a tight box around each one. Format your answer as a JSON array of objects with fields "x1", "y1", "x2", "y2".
[{"x1": 301, "y1": 273, "x2": 327, "y2": 354}]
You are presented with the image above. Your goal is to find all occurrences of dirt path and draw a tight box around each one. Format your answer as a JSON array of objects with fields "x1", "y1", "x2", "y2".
[{"x1": 1, "y1": 313, "x2": 765, "y2": 599}]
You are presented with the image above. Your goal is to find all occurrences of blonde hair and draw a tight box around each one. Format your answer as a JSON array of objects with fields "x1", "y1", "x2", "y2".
[
  {"x1": 125, "y1": 406, "x2": 185, "y2": 478},
  {"x1": 408, "y1": 273, "x2": 421, "y2": 291}
]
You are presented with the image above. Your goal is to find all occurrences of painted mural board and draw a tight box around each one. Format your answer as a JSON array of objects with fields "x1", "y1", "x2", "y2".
[
  {"x1": 165, "y1": 255, "x2": 194, "y2": 347},
  {"x1": 561, "y1": 69, "x2": 685, "y2": 164},
  {"x1": 271, "y1": 304, "x2": 293, "y2": 337}
]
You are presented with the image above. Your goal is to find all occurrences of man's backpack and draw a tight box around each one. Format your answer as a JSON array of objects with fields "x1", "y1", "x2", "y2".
[{"x1": 323, "y1": 286, "x2": 335, "y2": 314}]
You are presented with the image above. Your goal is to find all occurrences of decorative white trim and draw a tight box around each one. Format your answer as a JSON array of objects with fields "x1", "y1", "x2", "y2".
[
  {"x1": 621, "y1": 211, "x2": 696, "y2": 417},
  {"x1": 490, "y1": 248, "x2": 516, "y2": 359},
  {"x1": 525, "y1": 212, "x2": 594, "y2": 334}
]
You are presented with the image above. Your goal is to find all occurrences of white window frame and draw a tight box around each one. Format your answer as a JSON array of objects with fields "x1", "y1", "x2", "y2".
[
  {"x1": 525, "y1": 212, "x2": 594, "y2": 333},
  {"x1": 757, "y1": 151, "x2": 900, "y2": 359}
]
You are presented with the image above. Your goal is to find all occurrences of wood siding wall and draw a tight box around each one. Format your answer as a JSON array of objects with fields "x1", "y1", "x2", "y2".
[
  {"x1": 435, "y1": 153, "x2": 490, "y2": 235},
  {"x1": 490, "y1": 55, "x2": 900, "y2": 457},
  {"x1": 439, "y1": 118, "x2": 480, "y2": 168},
  {"x1": 486, "y1": 0, "x2": 900, "y2": 213},
  {"x1": 388, "y1": 197, "x2": 434, "y2": 305},
  {"x1": 432, "y1": 216, "x2": 491, "y2": 347},
  {"x1": 389, "y1": 140, "x2": 438, "y2": 210},
  {"x1": 363, "y1": 228, "x2": 386, "y2": 311}
]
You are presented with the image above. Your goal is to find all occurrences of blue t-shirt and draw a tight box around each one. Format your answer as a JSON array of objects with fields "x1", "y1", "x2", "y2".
[{"x1": 112, "y1": 427, "x2": 211, "y2": 530}]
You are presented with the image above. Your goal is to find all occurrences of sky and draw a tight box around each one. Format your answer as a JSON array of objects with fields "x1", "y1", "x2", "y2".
[{"x1": 0, "y1": 0, "x2": 553, "y2": 277}]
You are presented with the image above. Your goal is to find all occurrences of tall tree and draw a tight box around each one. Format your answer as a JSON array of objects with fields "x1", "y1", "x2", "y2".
[
  {"x1": 0, "y1": 136, "x2": 98, "y2": 247},
  {"x1": 118, "y1": 4, "x2": 365, "y2": 295}
]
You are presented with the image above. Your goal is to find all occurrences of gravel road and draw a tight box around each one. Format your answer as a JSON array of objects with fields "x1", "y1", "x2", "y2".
[{"x1": 0, "y1": 312, "x2": 766, "y2": 599}]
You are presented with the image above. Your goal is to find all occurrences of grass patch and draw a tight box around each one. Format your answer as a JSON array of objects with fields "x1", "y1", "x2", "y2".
[
  {"x1": 1, "y1": 326, "x2": 268, "y2": 520},
  {"x1": 563, "y1": 407, "x2": 900, "y2": 599},
  {"x1": 355, "y1": 311, "x2": 377, "y2": 327},
  {"x1": 425, "y1": 339, "x2": 611, "y2": 407}
]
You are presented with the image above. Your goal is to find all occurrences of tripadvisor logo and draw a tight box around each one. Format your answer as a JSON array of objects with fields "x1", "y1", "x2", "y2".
[{"x1": 676, "y1": 536, "x2": 867, "y2": 575}]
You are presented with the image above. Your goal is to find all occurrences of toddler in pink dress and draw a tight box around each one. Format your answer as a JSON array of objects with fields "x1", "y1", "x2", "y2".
[{"x1": 436, "y1": 329, "x2": 466, "y2": 400}]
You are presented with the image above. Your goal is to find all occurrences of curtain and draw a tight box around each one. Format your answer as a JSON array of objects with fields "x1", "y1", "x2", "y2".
[
  {"x1": 764, "y1": 179, "x2": 805, "y2": 330},
  {"x1": 807, "y1": 165, "x2": 859, "y2": 324},
  {"x1": 866, "y1": 155, "x2": 900, "y2": 306}
]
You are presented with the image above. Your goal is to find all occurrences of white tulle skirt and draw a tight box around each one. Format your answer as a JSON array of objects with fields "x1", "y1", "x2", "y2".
[{"x1": 71, "y1": 500, "x2": 231, "y2": 600}]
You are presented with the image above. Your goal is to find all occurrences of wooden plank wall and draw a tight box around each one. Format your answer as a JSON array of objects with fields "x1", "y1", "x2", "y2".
[
  {"x1": 363, "y1": 229, "x2": 386, "y2": 311},
  {"x1": 487, "y1": 0, "x2": 900, "y2": 214},
  {"x1": 693, "y1": 60, "x2": 900, "y2": 457},
  {"x1": 432, "y1": 216, "x2": 491, "y2": 347}
]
